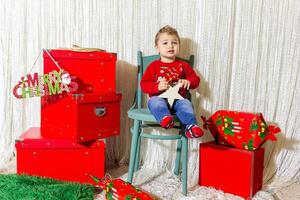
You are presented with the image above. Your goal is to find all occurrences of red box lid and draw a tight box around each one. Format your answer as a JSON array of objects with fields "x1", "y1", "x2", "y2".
[
  {"x1": 200, "y1": 141, "x2": 264, "y2": 154},
  {"x1": 15, "y1": 127, "x2": 106, "y2": 149},
  {"x1": 42, "y1": 92, "x2": 122, "y2": 107},
  {"x1": 71, "y1": 92, "x2": 122, "y2": 104},
  {"x1": 43, "y1": 49, "x2": 117, "y2": 61}
]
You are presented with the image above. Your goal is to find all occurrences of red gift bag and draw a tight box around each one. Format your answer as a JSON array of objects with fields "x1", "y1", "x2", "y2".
[{"x1": 203, "y1": 110, "x2": 281, "y2": 150}]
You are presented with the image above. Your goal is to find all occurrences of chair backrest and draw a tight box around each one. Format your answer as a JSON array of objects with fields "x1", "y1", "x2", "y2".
[{"x1": 136, "y1": 51, "x2": 195, "y2": 108}]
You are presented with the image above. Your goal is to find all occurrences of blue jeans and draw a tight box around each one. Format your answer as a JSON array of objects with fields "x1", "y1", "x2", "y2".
[{"x1": 148, "y1": 96, "x2": 197, "y2": 126}]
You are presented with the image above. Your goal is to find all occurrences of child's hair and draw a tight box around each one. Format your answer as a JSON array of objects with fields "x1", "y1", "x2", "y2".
[{"x1": 155, "y1": 25, "x2": 180, "y2": 45}]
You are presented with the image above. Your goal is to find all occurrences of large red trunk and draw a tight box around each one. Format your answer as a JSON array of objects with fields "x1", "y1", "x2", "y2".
[
  {"x1": 43, "y1": 49, "x2": 116, "y2": 93},
  {"x1": 199, "y1": 142, "x2": 264, "y2": 199},
  {"x1": 41, "y1": 92, "x2": 121, "y2": 142},
  {"x1": 15, "y1": 127, "x2": 105, "y2": 185}
]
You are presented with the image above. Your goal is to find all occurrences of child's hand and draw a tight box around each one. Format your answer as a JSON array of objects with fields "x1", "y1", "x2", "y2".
[
  {"x1": 179, "y1": 79, "x2": 191, "y2": 90},
  {"x1": 158, "y1": 78, "x2": 170, "y2": 91}
]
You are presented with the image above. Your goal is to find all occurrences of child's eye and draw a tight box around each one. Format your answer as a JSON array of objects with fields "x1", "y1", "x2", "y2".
[
  {"x1": 163, "y1": 42, "x2": 168, "y2": 45},
  {"x1": 172, "y1": 42, "x2": 178, "y2": 45}
]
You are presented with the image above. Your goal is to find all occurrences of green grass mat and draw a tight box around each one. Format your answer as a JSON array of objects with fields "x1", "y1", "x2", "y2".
[{"x1": 0, "y1": 174, "x2": 95, "y2": 200}]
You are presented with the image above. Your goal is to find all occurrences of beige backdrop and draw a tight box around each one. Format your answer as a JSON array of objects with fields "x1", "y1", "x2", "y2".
[{"x1": 1, "y1": 0, "x2": 299, "y2": 199}]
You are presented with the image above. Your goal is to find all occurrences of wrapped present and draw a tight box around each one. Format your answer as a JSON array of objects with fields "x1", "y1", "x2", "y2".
[
  {"x1": 90, "y1": 176, "x2": 156, "y2": 200},
  {"x1": 202, "y1": 110, "x2": 281, "y2": 150}
]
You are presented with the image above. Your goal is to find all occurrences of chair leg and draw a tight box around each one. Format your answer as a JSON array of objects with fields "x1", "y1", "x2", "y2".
[
  {"x1": 127, "y1": 119, "x2": 140, "y2": 183},
  {"x1": 174, "y1": 138, "x2": 182, "y2": 175},
  {"x1": 181, "y1": 136, "x2": 188, "y2": 196},
  {"x1": 134, "y1": 135, "x2": 141, "y2": 172}
]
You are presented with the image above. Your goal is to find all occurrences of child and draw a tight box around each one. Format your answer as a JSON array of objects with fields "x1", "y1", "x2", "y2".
[{"x1": 140, "y1": 25, "x2": 204, "y2": 138}]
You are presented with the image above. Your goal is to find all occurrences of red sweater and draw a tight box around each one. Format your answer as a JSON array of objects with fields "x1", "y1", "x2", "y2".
[{"x1": 140, "y1": 59, "x2": 200, "y2": 97}]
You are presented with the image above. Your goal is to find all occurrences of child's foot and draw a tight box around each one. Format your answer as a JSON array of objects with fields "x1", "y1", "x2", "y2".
[
  {"x1": 160, "y1": 115, "x2": 174, "y2": 129},
  {"x1": 185, "y1": 125, "x2": 204, "y2": 138}
]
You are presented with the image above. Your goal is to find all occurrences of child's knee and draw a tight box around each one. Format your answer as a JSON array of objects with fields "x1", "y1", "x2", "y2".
[
  {"x1": 177, "y1": 99, "x2": 193, "y2": 110},
  {"x1": 148, "y1": 96, "x2": 166, "y2": 108},
  {"x1": 181, "y1": 99, "x2": 192, "y2": 106}
]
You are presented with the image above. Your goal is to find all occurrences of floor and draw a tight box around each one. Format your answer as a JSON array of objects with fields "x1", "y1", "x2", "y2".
[{"x1": 2, "y1": 160, "x2": 299, "y2": 200}]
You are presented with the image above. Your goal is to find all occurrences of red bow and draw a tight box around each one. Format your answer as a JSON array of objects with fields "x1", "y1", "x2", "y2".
[{"x1": 266, "y1": 125, "x2": 281, "y2": 141}]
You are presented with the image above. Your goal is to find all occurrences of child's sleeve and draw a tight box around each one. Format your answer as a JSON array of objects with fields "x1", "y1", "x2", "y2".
[
  {"x1": 185, "y1": 64, "x2": 200, "y2": 89},
  {"x1": 140, "y1": 63, "x2": 160, "y2": 95}
]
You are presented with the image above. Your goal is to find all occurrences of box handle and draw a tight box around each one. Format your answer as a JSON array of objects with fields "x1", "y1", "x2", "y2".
[{"x1": 95, "y1": 107, "x2": 106, "y2": 117}]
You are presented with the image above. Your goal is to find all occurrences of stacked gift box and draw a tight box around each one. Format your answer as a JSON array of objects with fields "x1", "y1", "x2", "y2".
[
  {"x1": 199, "y1": 110, "x2": 280, "y2": 199},
  {"x1": 15, "y1": 49, "x2": 121, "y2": 185}
]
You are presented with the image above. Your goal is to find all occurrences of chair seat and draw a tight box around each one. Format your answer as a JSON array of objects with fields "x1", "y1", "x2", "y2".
[{"x1": 128, "y1": 108, "x2": 180, "y2": 122}]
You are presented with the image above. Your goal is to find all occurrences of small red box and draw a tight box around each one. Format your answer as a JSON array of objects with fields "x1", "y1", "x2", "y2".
[
  {"x1": 41, "y1": 92, "x2": 121, "y2": 142},
  {"x1": 43, "y1": 49, "x2": 116, "y2": 93},
  {"x1": 199, "y1": 142, "x2": 264, "y2": 199},
  {"x1": 15, "y1": 127, "x2": 105, "y2": 185}
]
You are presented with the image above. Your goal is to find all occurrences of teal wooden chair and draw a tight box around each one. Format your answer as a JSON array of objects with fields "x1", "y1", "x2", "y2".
[{"x1": 127, "y1": 51, "x2": 195, "y2": 196}]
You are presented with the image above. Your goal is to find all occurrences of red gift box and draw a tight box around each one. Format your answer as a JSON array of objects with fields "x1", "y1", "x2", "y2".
[
  {"x1": 15, "y1": 127, "x2": 105, "y2": 185},
  {"x1": 203, "y1": 110, "x2": 280, "y2": 150},
  {"x1": 43, "y1": 49, "x2": 116, "y2": 93},
  {"x1": 95, "y1": 178, "x2": 156, "y2": 200},
  {"x1": 199, "y1": 142, "x2": 264, "y2": 199},
  {"x1": 41, "y1": 92, "x2": 121, "y2": 142}
]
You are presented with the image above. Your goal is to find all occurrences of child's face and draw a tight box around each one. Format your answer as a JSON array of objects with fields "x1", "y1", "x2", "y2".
[{"x1": 156, "y1": 33, "x2": 179, "y2": 62}]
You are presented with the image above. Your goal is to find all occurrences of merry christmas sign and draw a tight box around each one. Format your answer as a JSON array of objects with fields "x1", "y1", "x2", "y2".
[
  {"x1": 13, "y1": 70, "x2": 78, "y2": 99},
  {"x1": 13, "y1": 49, "x2": 79, "y2": 99}
]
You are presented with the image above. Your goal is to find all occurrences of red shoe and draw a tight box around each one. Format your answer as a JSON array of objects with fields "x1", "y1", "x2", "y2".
[
  {"x1": 185, "y1": 125, "x2": 204, "y2": 138},
  {"x1": 160, "y1": 115, "x2": 174, "y2": 129}
]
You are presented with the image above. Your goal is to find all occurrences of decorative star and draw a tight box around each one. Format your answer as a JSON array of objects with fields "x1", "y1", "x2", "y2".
[{"x1": 158, "y1": 83, "x2": 184, "y2": 107}]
